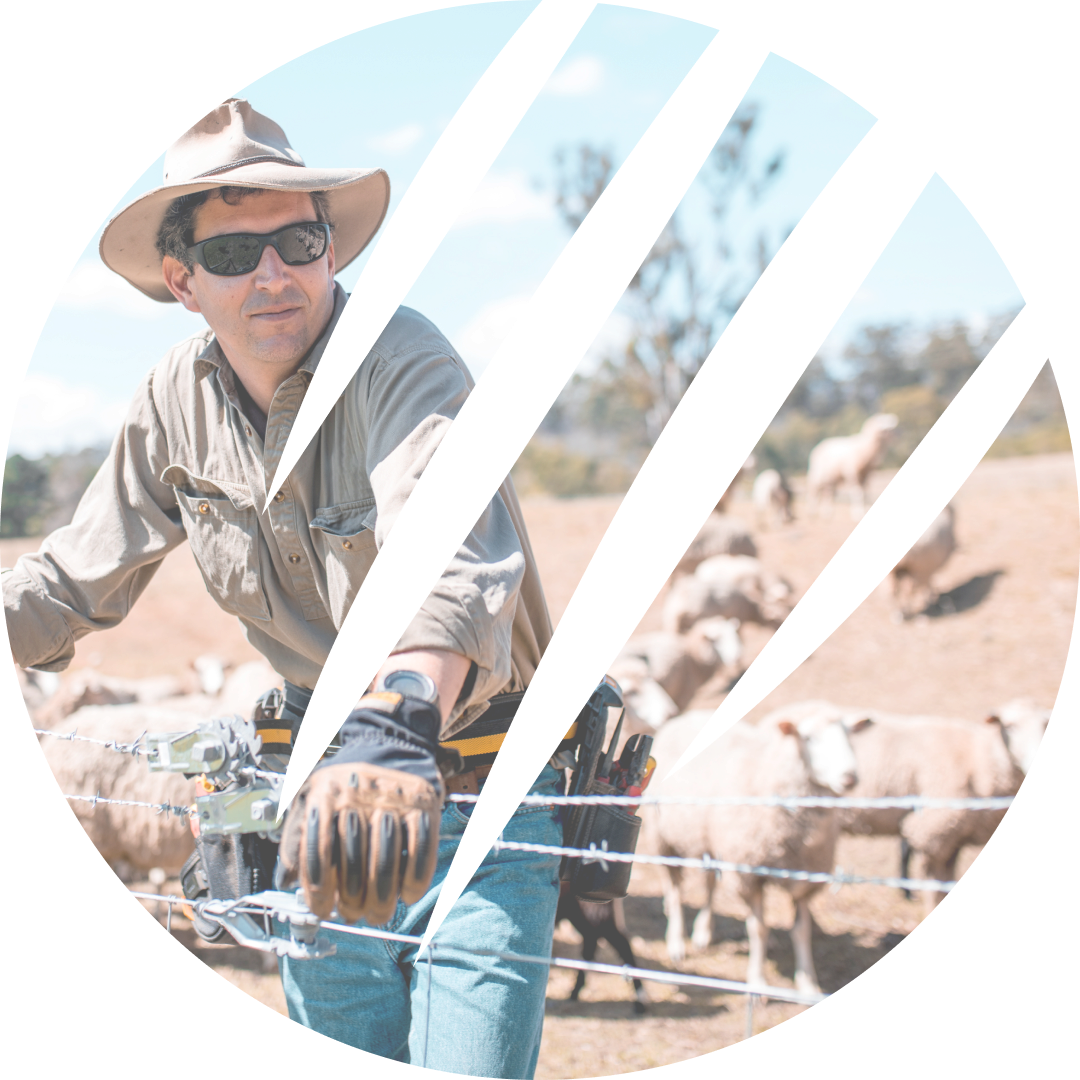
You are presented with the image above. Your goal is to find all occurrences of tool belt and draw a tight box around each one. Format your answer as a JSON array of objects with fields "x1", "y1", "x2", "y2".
[{"x1": 439, "y1": 691, "x2": 580, "y2": 794}]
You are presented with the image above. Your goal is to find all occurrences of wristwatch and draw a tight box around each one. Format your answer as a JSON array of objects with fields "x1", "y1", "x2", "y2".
[{"x1": 377, "y1": 669, "x2": 441, "y2": 716}]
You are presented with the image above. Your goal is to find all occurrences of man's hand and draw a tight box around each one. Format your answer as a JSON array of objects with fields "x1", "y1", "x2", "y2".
[{"x1": 277, "y1": 691, "x2": 446, "y2": 924}]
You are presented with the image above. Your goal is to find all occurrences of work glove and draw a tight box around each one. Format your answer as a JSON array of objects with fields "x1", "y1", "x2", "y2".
[{"x1": 276, "y1": 691, "x2": 454, "y2": 925}]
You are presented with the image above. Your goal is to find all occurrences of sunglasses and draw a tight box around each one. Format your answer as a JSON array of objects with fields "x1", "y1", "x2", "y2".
[{"x1": 187, "y1": 221, "x2": 331, "y2": 276}]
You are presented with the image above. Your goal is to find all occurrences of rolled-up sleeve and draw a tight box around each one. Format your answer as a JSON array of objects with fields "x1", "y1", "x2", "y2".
[
  {"x1": 360, "y1": 325, "x2": 525, "y2": 722},
  {"x1": 3, "y1": 371, "x2": 186, "y2": 671}
]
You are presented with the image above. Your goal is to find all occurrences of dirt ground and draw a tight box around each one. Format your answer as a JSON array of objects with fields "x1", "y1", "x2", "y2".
[{"x1": 11, "y1": 450, "x2": 1078, "y2": 1075}]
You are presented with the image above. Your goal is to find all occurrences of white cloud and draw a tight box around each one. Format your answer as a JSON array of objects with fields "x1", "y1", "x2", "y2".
[
  {"x1": 453, "y1": 170, "x2": 556, "y2": 229},
  {"x1": 54, "y1": 260, "x2": 171, "y2": 321},
  {"x1": 544, "y1": 55, "x2": 604, "y2": 96},
  {"x1": 8, "y1": 374, "x2": 129, "y2": 457},
  {"x1": 453, "y1": 294, "x2": 534, "y2": 378},
  {"x1": 368, "y1": 123, "x2": 424, "y2": 155},
  {"x1": 453, "y1": 298, "x2": 633, "y2": 382}
]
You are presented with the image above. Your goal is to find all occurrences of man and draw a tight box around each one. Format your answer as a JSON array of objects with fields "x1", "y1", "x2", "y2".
[{"x1": 5, "y1": 98, "x2": 563, "y2": 1077}]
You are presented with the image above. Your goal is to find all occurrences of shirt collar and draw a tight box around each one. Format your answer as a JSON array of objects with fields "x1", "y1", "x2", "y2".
[{"x1": 192, "y1": 282, "x2": 349, "y2": 384}]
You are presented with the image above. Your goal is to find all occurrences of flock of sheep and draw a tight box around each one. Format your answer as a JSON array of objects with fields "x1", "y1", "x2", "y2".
[{"x1": 20, "y1": 412, "x2": 1051, "y2": 1003}]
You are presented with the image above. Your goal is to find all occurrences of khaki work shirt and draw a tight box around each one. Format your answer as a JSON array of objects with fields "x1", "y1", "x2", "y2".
[{"x1": 4, "y1": 285, "x2": 553, "y2": 736}]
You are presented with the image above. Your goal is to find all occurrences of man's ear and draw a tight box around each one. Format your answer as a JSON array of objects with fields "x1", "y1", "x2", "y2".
[{"x1": 161, "y1": 255, "x2": 202, "y2": 313}]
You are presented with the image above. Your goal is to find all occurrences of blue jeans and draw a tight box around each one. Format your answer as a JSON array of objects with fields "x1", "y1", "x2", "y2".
[{"x1": 278, "y1": 764, "x2": 563, "y2": 1078}]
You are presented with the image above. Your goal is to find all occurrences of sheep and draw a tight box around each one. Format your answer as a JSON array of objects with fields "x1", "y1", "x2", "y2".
[
  {"x1": 806, "y1": 413, "x2": 899, "y2": 519},
  {"x1": 641, "y1": 703, "x2": 863, "y2": 996},
  {"x1": 662, "y1": 554, "x2": 794, "y2": 634},
  {"x1": 751, "y1": 469, "x2": 794, "y2": 529},
  {"x1": 606, "y1": 659, "x2": 681, "y2": 737},
  {"x1": 671, "y1": 513, "x2": 757, "y2": 579},
  {"x1": 891, "y1": 503, "x2": 957, "y2": 618},
  {"x1": 831, "y1": 704, "x2": 1026, "y2": 912},
  {"x1": 37, "y1": 702, "x2": 204, "y2": 878},
  {"x1": 713, "y1": 454, "x2": 757, "y2": 515},
  {"x1": 990, "y1": 697, "x2": 1051, "y2": 776},
  {"x1": 555, "y1": 884, "x2": 647, "y2": 1014},
  {"x1": 34, "y1": 668, "x2": 188, "y2": 727},
  {"x1": 613, "y1": 617, "x2": 743, "y2": 714}
]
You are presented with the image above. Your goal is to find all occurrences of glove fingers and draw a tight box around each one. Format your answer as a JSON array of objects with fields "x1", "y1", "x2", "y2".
[
  {"x1": 301, "y1": 801, "x2": 338, "y2": 920},
  {"x1": 399, "y1": 808, "x2": 438, "y2": 905},
  {"x1": 335, "y1": 808, "x2": 369, "y2": 925},
  {"x1": 363, "y1": 809, "x2": 401, "y2": 925}
]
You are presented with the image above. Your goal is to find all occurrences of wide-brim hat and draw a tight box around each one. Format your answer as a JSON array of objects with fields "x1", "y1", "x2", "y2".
[{"x1": 100, "y1": 98, "x2": 390, "y2": 303}]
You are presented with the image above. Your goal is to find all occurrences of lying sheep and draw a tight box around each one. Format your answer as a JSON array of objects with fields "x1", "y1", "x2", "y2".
[
  {"x1": 663, "y1": 554, "x2": 794, "y2": 634},
  {"x1": 891, "y1": 503, "x2": 957, "y2": 618},
  {"x1": 806, "y1": 413, "x2": 898, "y2": 519},
  {"x1": 614, "y1": 617, "x2": 743, "y2": 714},
  {"x1": 751, "y1": 469, "x2": 794, "y2": 529},
  {"x1": 641, "y1": 703, "x2": 863, "y2": 996},
  {"x1": 38, "y1": 702, "x2": 205, "y2": 877},
  {"x1": 671, "y1": 513, "x2": 757, "y2": 579}
]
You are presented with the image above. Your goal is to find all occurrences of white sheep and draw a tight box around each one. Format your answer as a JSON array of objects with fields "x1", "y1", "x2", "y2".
[
  {"x1": 806, "y1": 413, "x2": 899, "y2": 519},
  {"x1": 891, "y1": 503, "x2": 957, "y2": 618},
  {"x1": 641, "y1": 703, "x2": 863, "y2": 996},
  {"x1": 670, "y1": 513, "x2": 757, "y2": 579},
  {"x1": 32, "y1": 668, "x2": 188, "y2": 727},
  {"x1": 989, "y1": 697, "x2": 1051, "y2": 776},
  {"x1": 751, "y1": 469, "x2": 794, "y2": 529},
  {"x1": 606, "y1": 658, "x2": 682, "y2": 737},
  {"x1": 830, "y1": 704, "x2": 1026, "y2": 912},
  {"x1": 713, "y1": 454, "x2": 757, "y2": 515},
  {"x1": 663, "y1": 554, "x2": 794, "y2": 634},
  {"x1": 38, "y1": 702, "x2": 206, "y2": 877},
  {"x1": 614, "y1": 617, "x2": 743, "y2": 714}
]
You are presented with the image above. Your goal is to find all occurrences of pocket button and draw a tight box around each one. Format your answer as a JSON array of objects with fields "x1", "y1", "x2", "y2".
[
  {"x1": 198, "y1": 502, "x2": 210, "y2": 515},
  {"x1": 288, "y1": 553, "x2": 301, "y2": 565},
  {"x1": 342, "y1": 539, "x2": 353, "y2": 550}
]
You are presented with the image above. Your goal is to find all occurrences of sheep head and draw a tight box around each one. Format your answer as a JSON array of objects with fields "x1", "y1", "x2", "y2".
[{"x1": 777, "y1": 711, "x2": 859, "y2": 794}]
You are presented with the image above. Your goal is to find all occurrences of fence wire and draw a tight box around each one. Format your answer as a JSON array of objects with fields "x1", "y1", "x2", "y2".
[
  {"x1": 35, "y1": 726, "x2": 148, "y2": 757},
  {"x1": 447, "y1": 793, "x2": 1015, "y2": 810},
  {"x1": 129, "y1": 890, "x2": 824, "y2": 1006},
  {"x1": 64, "y1": 792, "x2": 195, "y2": 819}
]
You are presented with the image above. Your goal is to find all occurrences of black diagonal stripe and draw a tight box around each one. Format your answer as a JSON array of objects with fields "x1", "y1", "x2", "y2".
[
  {"x1": 264, "y1": 1, "x2": 596, "y2": 505},
  {"x1": 278, "y1": 31, "x2": 768, "y2": 812},
  {"x1": 421, "y1": 120, "x2": 937, "y2": 946},
  {"x1": 669, "y1": 304, "x2": 1041, "y2": 777}
]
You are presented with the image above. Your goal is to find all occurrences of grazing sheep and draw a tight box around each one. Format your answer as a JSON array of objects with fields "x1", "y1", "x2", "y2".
[
  {"x1": 641, "y1": 703, "x2": 863, "y2": 996},
  {"x1": 752, "y1": 469, "x2": 794, "y2": 529},
  {"x1": 614, "y1": 617, "x2": 743, "y2": 713},
  {"x1": 555, "y1": 884, "x2": 647, "y2": 1014},
  {"x1": 713, "y1": 454, "x2": 757, "y2": 515},
  {"x1": 606, "y1": 659, "x2": 681, "y2": 736},
  {"x1": 891, "y1": 504, "x2": 957, "y2": 618},
  {"x1": 663, "y1": 554, "x2": 794, "y2": 634},
  {"x1": 806, "y1": 413, "x2": 899, "y2": 519},
  {"x1": 38, "y1": 702, "x2": 204, "y2": 877},
  {"x1": 671, "y1": 513, "x2": 757, "y2": 579}
]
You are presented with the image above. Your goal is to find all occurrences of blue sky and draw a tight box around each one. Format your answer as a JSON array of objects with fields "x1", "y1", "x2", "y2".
[{"x1": 15, "y1": 1, "x2": 1023, "y2": 457}]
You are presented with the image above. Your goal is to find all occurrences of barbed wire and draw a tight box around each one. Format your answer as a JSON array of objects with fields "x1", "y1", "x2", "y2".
[
  {"x1": 447, "y1": 793, "x2": 1015, "y2": 810},
  {"x1": 35, "y1": 726, "x2": 149, "y2": 757},
  {"x1": 64, "y1": 792, "x2": 194, "y2": 818},
  {"x1": 488, "y1": 838, "x2": 958, "y2": 892},
  {"x1": 37, "y1": 726, "x2": 1015, "y2": 812},
  {"x1": 129, "y1": 890, "x2": 824, "y2": 1006}
]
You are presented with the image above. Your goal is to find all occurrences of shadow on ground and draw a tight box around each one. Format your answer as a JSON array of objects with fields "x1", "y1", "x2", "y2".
[{"x1": 921, "y1": 570, "x2": 1005, "y2": 618}]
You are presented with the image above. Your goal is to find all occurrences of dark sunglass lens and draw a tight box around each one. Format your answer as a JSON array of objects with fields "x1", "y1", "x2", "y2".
[
  {"x1": 203, "y1": 234, "x2": 262, "y2": 275},
  {"x1": 277, "y1": 224, "x2": 327, "y2": 265}
]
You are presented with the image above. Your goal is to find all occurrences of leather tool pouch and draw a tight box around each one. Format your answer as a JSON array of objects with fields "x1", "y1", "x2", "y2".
[{"x1": 561, "y1": 776, "x2": 641, "y2": 902}]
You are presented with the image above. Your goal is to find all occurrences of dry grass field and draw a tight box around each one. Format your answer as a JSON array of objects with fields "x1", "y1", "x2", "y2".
[{"x1": 10, "y1": 450, "x2": 1077, "y2": 1075}]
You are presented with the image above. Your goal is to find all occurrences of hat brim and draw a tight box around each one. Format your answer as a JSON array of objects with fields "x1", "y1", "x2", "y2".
[{"x1": 99, "y1": 161, "x2": 390, "y2": 303}]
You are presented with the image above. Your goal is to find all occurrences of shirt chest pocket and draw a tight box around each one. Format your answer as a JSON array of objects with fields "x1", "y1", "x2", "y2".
[
  {"x1": 161, "y1": 465, "x2": 270, "y2": 623},
  {"x1": 309, "y1": 500, "x2": 378, "y2": 628}
]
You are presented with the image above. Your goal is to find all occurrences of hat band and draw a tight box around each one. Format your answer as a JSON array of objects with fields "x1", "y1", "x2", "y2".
[{"x1": 192, "y1": 154, "x2": 306, "y2": 179}]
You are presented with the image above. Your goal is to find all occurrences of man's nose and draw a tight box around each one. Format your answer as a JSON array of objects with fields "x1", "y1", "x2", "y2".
[{"x1": 253, "y1": 243, "x2": 290, "y2": 287}]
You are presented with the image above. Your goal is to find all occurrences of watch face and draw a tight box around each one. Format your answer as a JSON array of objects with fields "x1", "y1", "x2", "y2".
[{"x1": 380, "y1": 669, "x2": 439, "y2": 705}]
